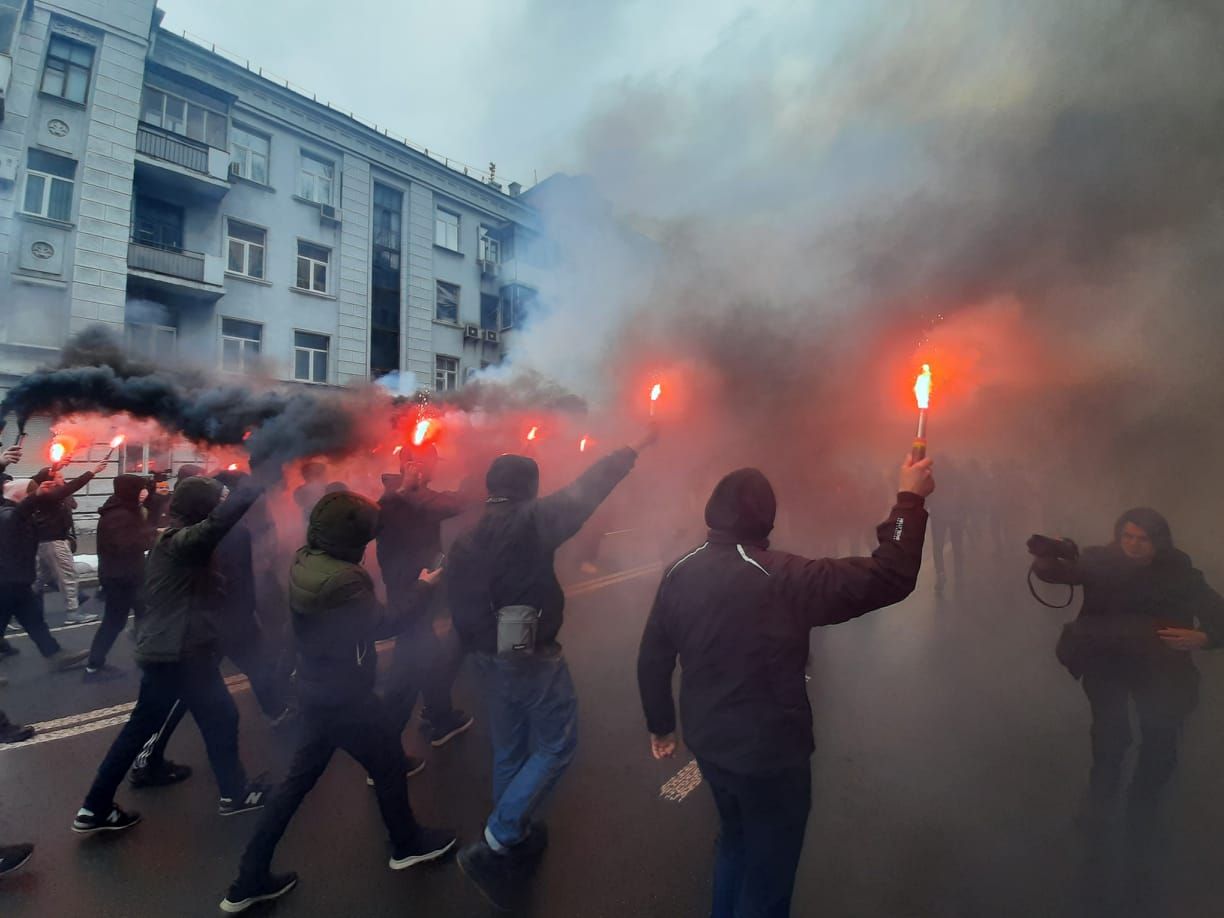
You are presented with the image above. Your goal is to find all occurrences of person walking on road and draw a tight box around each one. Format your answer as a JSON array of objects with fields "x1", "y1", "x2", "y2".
[
  {"x1": 0, "y1": 447, "x2": 94, "y2": 671},
  {"x1": 30, "y1": 465, "x2": 93, "y2": 624},
  {"x1": 222, "y1": 491, "x2": 455, "y2": 914},
  {"x1": 73, "y1": 473, "x2": 274, "y2": 837},
  {"x1": 449, "y1": 426, "x2": 657, "y2": 907},
  {"x1": 637, "y1": 456, "x2": 934, "y2": 918}
]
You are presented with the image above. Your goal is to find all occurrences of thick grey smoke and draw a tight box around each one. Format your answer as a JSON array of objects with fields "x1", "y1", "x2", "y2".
[{"x1": 505, "y1": 0, "x2": 1224, "y2": 554}]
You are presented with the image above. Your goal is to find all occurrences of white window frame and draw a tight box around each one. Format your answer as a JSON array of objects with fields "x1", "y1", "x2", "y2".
[
  {"x1": 295, "y1": 240, "x2": 330, "y2": 294},
  {"x1": 293, "y1": 331, "x2": 330, "y2": 385},
  {"x1": 220, "y1": 317, "x2": 262, "y2": 373},
  {"x1": 478, "y1": 226, "x2": 500, "y2": 264},
  {"x1": 21, "y1": 153, "x2": 75, "y2": 222},
  {"x1": 226, "y1": 218, "x2": 267, "y2": 280},
  {"x1": 141, "y1": 86, "x2": 228, "y2": 148},
  {"x1": 434, "y1": 207, "x2": 459, "y2": 251},
  {"x1": 40, "y1": 35, "x2": 94, "y2": 104},
  {"x1": 298, "y1": 151, "x2": 335, "y2": 206},
  {"x1": 230, "y1": 124, "x2": 270, "y2": 185},
  {"x1": 434, "y1": 355, "x2": 459, "y2": 392},
  {"x1": 125, "y1": 322, "x2": 177, "y2": 360}
]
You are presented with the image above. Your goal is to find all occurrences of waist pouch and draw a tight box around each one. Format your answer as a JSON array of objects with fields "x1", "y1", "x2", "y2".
[{"x1": 496, "y1": 605, "x2": 542, "y2": 657}]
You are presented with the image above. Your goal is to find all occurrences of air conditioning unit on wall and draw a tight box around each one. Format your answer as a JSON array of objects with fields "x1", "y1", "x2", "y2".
[
  {"x1": 463, "y1": 324, "x2": 480, "y2": 340},
  {"x1": 319, "y1": 204, "x2": 341, "y2": 224},
  {"x1": 483, "y1": 329, "x2": 500, "y2": 344}
]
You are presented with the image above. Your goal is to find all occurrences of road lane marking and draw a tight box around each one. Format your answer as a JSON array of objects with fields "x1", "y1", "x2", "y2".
[
  {"x1": 660, "y1": 759, "x2": 703, "y2": 802},
  {"x1": 1, "y1": 563, "x2": 662, "y2": 751}
]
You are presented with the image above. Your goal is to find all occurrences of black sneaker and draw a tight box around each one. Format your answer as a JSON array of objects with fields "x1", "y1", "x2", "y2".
[
  {"x1": 129, "y1": 761, "x2": 192, "y2": 788},
  {"x1": 72, "y1": 805, "x2": 141, "y2": 836},
  {"x1": 457, "y1": 840, "x2": 519, "y2": 911},
  {"x1": 219, "y1": 778, "x2": 272, "y2": 816},
  {"x1": 509, "y1": 822, "x2": 549, "y2": 864},
  {"x1": 0, "y1": 843, "x2": 33, "y2": 877},
  {"x1": 425, "y1": 710, "x2": 475, "y2": 748},
  {"x1": 83, "y1": 664, "x2": 126, "y2": 683},
  {"x1": 388, "y1": 828, "x2": 457, "y2": 870},
  {"x1": 220, "y1": 872, "x2": 298, "y2": 914},
  {"x1": 0, "y1": 722, "x2": 34, "y2": 744}
]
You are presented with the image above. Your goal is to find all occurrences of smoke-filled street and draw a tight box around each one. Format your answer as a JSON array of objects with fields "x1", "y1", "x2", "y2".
[{"x1": 3, "y1": 552, "x2": 1224, "y2": 917}]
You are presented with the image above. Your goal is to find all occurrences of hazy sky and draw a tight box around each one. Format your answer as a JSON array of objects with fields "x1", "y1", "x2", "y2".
[{"x1": 156, "y1": 0, "x2": 843, "y2": 190}]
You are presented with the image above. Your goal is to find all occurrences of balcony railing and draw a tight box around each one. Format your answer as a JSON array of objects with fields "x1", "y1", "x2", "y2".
[
  {"x1": 128, "y1": 240, "x2": 205, "y2": 283},
  {"x1": 136, "y1": 123, "x2": 209, "y2": 174}
]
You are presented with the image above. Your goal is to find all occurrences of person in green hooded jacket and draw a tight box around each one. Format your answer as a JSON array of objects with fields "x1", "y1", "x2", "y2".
[{"x1": 221, "y1": 491, "x2": 456, "y2": 914}]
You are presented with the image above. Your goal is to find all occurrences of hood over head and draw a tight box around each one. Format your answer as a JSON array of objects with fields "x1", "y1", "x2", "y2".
[
  {"x1": 705, "y1": 468, "x2": 777, "y2": 543},
  {"x1": 169, "y1": 476, "x2": 223, "y2": 525},
  {"x1": 176, "y1": 463, "x2": 204, "y2": 482},
  {"x1": 486, "y1": 454, "x2": 539, "y2": 502},
  {"x1": 111, "y1": 473, "x2": 148, "y2": 503},
  {"x1": 307, "y1": 491, "x2": 379, "y2": 563}
]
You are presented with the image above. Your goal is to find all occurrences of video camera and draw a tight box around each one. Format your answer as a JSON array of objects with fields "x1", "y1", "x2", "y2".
[{"x1": 1026, "y1": 534, "x2": 1079, "y2": 561}]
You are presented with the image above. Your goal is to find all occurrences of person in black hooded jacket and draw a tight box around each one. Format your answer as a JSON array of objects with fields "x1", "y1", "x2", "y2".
[
  {"x1": 1031, "y1": 507, "x2": 1224, "y2": 833},
  {"x1": 85, "y1": 473, "x2": 157, "y2": 679},
  {"x1": 637, "y1": 456, "x2": 934, "y2": 918},
  {"x1": 450, "y1": 426, "x2": 656, "y2": 906}
]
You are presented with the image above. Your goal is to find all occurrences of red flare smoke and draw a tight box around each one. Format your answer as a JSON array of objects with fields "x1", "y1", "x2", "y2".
[{"x1": 392, "y1": 445, "x2": 404, "y2": 457}]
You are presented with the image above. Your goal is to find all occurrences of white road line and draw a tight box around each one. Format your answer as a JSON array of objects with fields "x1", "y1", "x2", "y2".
[
  {"x1": 1, "y1": 563, "x2": 659, "y2": 752},
  {"x1": 660, "y1": 759, "x2": 703, "y2": 802}
]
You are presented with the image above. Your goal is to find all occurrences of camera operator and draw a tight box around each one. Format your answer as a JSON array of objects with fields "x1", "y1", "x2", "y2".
[{"x1": 1030, "y1": 508, "x2": 1224, "y2": 834}]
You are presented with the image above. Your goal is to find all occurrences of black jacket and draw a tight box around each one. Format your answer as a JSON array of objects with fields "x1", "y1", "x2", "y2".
[
  {"x1": 376, "y1": 485, "x2": 467, "y2": 593},
  {"x1": 637, "y1": 491, "x2": 928, "y2": 775},
  {"x1": 449, "y1": 448, "x2": 638, "y2": 654},
  {"x1": 0, "y1": 475, "x2": 93, "y2": 585},
  {"x1": 1033, "y1": 545, "x2": 1224, "y2": 675},
  {"x1": 29, "y1": 472, "x2": 93, "y2": 543},
  {"x1": 97, "y1": 475, "x2": 157, "y2": 582},
  {"x1": 214, "y1": 522, "x2": 257, "y2": 622}
]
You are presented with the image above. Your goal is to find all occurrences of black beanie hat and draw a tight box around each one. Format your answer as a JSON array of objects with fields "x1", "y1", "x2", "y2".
[
  {"x1": 1114, "y1": 507, "x2": 1174, "y2": 554},
  {"x1": 170, "y1": 476, "x2": 223, "y2": 525},
  {"x1": 705, "y1": 468, "x2": 777, "y2": 542},
  {"x1": 486, "y1": 455, "x2": 539, "y2": 502}
]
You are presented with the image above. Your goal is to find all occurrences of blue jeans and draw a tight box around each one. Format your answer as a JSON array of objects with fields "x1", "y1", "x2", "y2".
[
  {"x1": 472, "y1": 650, "x2": 579, "y2": 849},
  {"x1": 699, "y1": 758, "x2": 811, "y2": 918}
]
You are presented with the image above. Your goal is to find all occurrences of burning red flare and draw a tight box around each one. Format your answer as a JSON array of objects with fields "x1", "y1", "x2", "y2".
[
  {"x1": 49, "y1": 441, "x2": 66, "y2": 463},
  {"x1": 392, "y1": 445, "x2": 404, "y2": 457},
  {"x1": 412, "y1": 419, "x2": 433, "y2": 447},
  {"x1": 579, "y1": 436, "x2": 589, "y2": 453},
  {"x1": 650, "y1": 383, "x2": 662, "y2": 402},
  {"x1": 913, "y1": 364, "x2": 932, "y2": 410},
  {"x1": 109, "y1": 434, "x2": 126, "y2": 449},
  {"x1": 527, "y1": 426, "x2": 539, "y2": 442},
  {"x1": 227, "y1": 463, "x2": 239, "y2": 471}
]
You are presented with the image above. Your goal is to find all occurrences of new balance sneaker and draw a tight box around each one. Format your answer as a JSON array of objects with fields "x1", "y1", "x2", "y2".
[
  {"x1": 424, "y1": 710, "x2": 475, "y2": 748},
  {"x1": 219, "y1": 778, "x2": 272, "y2": 816},
  {"x1": 0, "y1": 722, "x2": 34, "y2": 744},
  {"x1": 129, "y1": 760, "x2": 192, "y2": 788},
  {"x1": 72, "y1": 805, "x2": 141, "y2": 836},
  {"x1": 0, "y1": 844, "x2": 33, "y2": 877},
  {"x1": 83, "y1": 664, "x2": 126, "y2": 683},
  {"x1": 220, "y1": 871, "x2": 298, "y2": 914},
  {"x1": 47, "y1": 649, "x2": 89, "y2": 672},
  {"x1": 389, "y1": 828, "x2": 457, "y2": 870},
  {"x1": 366, "y1": 756, "x2": 425, "y2": 786}
]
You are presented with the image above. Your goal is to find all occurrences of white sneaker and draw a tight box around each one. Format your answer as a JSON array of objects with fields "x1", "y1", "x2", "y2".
[{"x1": 65, "y1": 610, "x2": 100, "y2": 624}]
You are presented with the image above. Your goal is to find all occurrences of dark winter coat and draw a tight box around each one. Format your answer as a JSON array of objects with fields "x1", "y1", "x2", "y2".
[
  {"x1": 376, "y1": 484, "x2": 467, "y2": 593},
  {"x1": 637, "y1": 469, "x2": 928, "y2": 776},
  {"x1": 29, "y1": 469, "x2": 93, "y2": 543},
  {"x1": 449, "y1": 448, "x2": 638, "y2": 655},
  {"x1": 290, "y1": 491, "x2": 432, "y2": 709},
  {"x1": 135, "y1": 478, "x2": 262, "y2": 665},
  {"x1": 0, "y1": 474, "x2": 93, "y2": 585},
  {"x1": 97, "y1": 474, "x2": 157, "y2": 582}
]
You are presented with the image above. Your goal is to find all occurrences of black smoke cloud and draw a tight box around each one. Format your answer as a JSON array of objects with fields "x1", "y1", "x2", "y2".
[{"x1": 0, "y1": 326, "x2": 371, "y2": 466}]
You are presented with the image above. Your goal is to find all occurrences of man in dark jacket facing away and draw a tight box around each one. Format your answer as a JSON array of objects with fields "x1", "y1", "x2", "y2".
[
  {"x1": 73, "y1": 474, "x2": 272, "y2": 836},
  {"x1": 0, "y1": 447, "x2": 95, "y2": 670},
  {"x1": 1031, "y1": 508, "x2": 1224, "y2": 835},
  {"x1": 30, "y1": 464, "x2": 94, "y2": 623},
  {"x1": 221, "y1": 491, "x2": 455, "y2": 914},
  {"x1": 450, "y1": 428, "x2": 656, "y2": 904},
  {"x1": 377, "y1": 444, "x2": 476, "y2": 752},
  {"x1": 85, "y1": 473, "x2": 158, "y2": 679},
  {"x1": 637, "y1": 456, "x2": 934, "y2": 918}
]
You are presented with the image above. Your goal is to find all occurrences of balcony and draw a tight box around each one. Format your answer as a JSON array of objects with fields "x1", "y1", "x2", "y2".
[
  {"x1": 133, "y1": 123, "x2": 231, "y2": 201},
  {"x1": 127, "y1": 240, "x2": 224, "y2": 302}
]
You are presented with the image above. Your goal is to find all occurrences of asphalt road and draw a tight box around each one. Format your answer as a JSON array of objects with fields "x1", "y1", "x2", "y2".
[{"x1": 3, "y1": 554, "x2": 1224, "y2": 917}]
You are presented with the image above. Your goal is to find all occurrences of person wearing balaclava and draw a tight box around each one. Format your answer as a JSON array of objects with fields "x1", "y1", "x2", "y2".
[
  {"x1": 1031, "y1": 508, "x2": 1224, "y2": 841},
  {"x1": 449, "y1": 424, "x2": 658, "y2": 907},
  {"x1": 72, "y1": 468, "x2": 275, "y2": 837},
  {"x1": 221, "y1": 491, "x2": 456, "y2": 912},
  {"x1": 637, "y1": 455, "x2": 934, "y2": 918},
  {"x1": 84, "y1": 473, "x2": 158, "y2": 680}
]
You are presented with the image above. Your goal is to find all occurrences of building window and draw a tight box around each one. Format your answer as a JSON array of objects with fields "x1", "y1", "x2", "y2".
[
  {"x1": 434, "y1": 207, "x2": 459, "y2": 250},
  {"x1": 230, "y1": 125, "x2": 270, "y2": 184},
  {"x1": 500, "y1": 284, "x2": 537, "y2": 331},
  {"x1": 478, "y1": 226, "x2": 500, "y2": 265},
  {"x1": 120, "y1": 441, "x2": 172, "y2": 476},
  {"x1": 141, "y1": 87, "x2": 227, "y2": 148},
  {"x1": 294, "y1": 331, "x2": 329, "y2": 384},
  {"x1": 41, "y1": 35, "x2": 94, "y2": 104},
  {"x1": 435, "y1": 280, "x2": 459, "y2": 323},
  {"x1": 220, "y1": 318, "x2": 261, "y2": 372},
  {"x1": 226, "y1": 220, "x2": 266, "y2": 279},
  {"x1": 126, "y1": 323, "x2": 177, "y2": 359},
  {"x1": 22, "y1": 150, "x2": 75, "y2": 222},
  {"x1": 480, "y1": 293, "x2": 500, "y2": 331},
  {"x1": 296, "y1": 241, "x2": 330, "y2": 293},
  {"x1": 371, "y1": 183, "x2": 403, "y2": 378},
  {"x1": 298, "y1": 151, "x2": 335, "y2": 205},
  {"x1": 434, "y1": 355, "x2": 459, "y2": 391}
]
